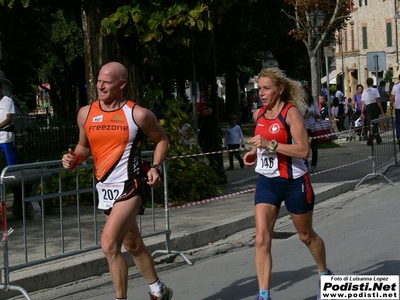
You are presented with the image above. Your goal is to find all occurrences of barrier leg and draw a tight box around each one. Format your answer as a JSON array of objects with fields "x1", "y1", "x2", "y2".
[
  {"x1": 356, "y1": 172, "x2": 395, "y2": 188},
  {"x1": 0, "y1": 284, "x2": 33, "y2": 300},
  {"x1": 151, "y1": 231, "x2": 193, "y2": 265}
]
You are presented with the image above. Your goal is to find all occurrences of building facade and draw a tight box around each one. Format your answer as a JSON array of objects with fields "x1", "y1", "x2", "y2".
[{"x1": 334, "y1": 0, "x2": 399, "y2": 99}]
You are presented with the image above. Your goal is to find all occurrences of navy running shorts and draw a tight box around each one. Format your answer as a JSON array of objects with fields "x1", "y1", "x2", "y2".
[{"x1": 254, "y1": 174, "x2": 315, "y2": 214}]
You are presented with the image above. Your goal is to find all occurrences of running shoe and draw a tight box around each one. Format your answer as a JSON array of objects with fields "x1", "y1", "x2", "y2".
[
  {"x1": 148, "y1": 282, "x2": 173, "y2": 300},
  {"x1": 317, "y1": 269, "x2": 334, "y2": 300}
]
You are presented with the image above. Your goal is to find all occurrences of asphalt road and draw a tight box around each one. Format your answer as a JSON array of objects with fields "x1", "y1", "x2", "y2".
[
  {"x1": 12, "y1": 166, "x2": 400, "y2": 300},
  {"x1": 3, "y1": 125, "x2": 400, "y2": 300}
]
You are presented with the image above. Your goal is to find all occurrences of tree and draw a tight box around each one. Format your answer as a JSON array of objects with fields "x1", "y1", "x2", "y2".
[
  {"x1": 0, "y1": 0, "x2": 86, "y2": 120},
  {"x1": 282, "y1": 0, "x2": 352, "y2": 99}
]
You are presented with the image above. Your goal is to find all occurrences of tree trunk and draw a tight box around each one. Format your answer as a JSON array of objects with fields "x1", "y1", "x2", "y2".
[
  {"x1": 80, "y1": 0, "x2": 144, "y2": 104},
  {"x1": 310, "y1": 52, "x2": 318, "y2": 101},
  {"x1": 225, "y1": 67, "x2": 240, "y2": 118}
]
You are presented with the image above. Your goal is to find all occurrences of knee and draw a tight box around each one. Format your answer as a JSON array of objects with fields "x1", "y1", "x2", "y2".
[
  {"x1": 124, "y1": 239, "x2": 143, "y2": 256},
  {"x1": 255, "y1": 233, "x2": 272, "y2": 251},
  {"x1": 101, "y1": 236, "x2": 120, "y2": 258},
  {"x1": 298, "y1": 231, "x2": 317, "y2": 246}
]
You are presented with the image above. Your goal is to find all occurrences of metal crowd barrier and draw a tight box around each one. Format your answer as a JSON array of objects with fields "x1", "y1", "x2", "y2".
[
  {"x1": 356, "y1": 115, "x2": 399, "y2": 187},
  {"x1": 0, "y1": 150, "x2": 191, "y2": 300}
]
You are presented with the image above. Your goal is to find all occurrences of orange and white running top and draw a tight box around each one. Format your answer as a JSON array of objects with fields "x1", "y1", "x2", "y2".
[{"x1": 84, "y1": 100, "x2": 144, "y2": 183}]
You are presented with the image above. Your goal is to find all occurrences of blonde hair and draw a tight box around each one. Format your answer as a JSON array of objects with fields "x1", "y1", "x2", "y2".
[{"x1": 258, "y1": 67, "x2": 306, "y2": 108}]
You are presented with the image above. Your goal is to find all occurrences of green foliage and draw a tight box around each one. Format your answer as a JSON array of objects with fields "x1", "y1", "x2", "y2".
[
  {"x1": 0, "y1": 0, "x2": 30, "y2": 8},
  {"x1": 40, "y1": 166, "x2": 95, "y2": 213},
  {"x1": 384, "y1": 69, "x2": 395, "y2": 95},
  {"x1": 101, "y1": 2, "x2": 212, "y2": 43},
  {"x1": 167, "y1": 157, "x2": 221, "y2": 205},
  {"x1": 155, "y1": 94, "x2": 221, "y2": 204},
  {"x1": 385, "y1": 69, "x2": 393, "y2": 83}
]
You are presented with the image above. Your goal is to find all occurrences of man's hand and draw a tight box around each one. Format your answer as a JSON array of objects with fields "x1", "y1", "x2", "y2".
[
  {"x1": 146, "y1": 168, "x2": 162, "y2": 187},
  {"x1": 62, "y1": 148, "x2": 79, "y2": 169}
]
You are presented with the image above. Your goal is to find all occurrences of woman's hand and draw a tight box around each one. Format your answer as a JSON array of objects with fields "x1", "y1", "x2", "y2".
[
  {"x1": 243, "y1": 151, "x2": 257, "y2": 167},
  {"x1": 248, "y1": 134, "x2": 267, "y2": 149}
]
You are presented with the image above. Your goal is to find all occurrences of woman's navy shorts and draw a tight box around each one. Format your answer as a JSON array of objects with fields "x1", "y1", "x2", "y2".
[{"x1": 254, "y1": 174, "x2": 315, "y2": 214}]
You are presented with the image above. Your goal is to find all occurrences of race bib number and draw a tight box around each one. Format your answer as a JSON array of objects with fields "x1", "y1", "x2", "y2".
[
  {"x1": 255, "y1": 148, "x2": 280, "y2": 177},
  {"x1": 96, "y1": 182, "x2": 124, "y2": 210}
]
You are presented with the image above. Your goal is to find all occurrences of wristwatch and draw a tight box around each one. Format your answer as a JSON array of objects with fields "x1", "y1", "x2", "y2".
[
  {"x1": 151, "y1": 164, "x2": 162, "y2": 174},
  {"x1": 269, "y1": 140, "x2": 278, "y2": 153}
]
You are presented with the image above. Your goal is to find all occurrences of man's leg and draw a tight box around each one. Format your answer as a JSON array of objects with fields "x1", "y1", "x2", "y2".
[
  {"x1": 123, "y1": 219, "x2": 158, "y2": 284},
  {"x1": 101, "y1": 196, "x2": 143, "y2": 299},
  {"x1": 396, "y1": 109, "x2": 400, "y2": 140},
  {"x1": 3, "y1": 142, "x2": 17, "y2": 165}
]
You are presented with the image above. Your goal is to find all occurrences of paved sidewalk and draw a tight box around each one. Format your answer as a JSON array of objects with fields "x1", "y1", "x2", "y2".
[{"x1": 2, "y1": 136, "x2": 400, "y2": 300}]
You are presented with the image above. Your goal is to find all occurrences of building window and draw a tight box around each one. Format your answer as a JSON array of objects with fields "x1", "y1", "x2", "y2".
[
  {"x1": 359, "y1": 0, "x2": 362, "y2": 7},
  {"x1": 362, "y1": 27, "x2": 368, "y2": 49},
  {"x1": 387, "y1": 23, "x2": 393, "y2": 47},
  {"x1": 364, "y1": 0, "x2": 367, "y2": 5}
]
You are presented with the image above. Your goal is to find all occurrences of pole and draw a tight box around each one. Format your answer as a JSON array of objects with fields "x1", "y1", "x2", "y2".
[
  {"x1": 317, "y1": 33, "x2": 322, "y2": 96},
  {"x1": 210, "y1": 28, "x2": 226, "y2": 182},
  {"x1": 190, "y1": 36, "x2": 199, "y2": 148},
  {"x1": 396, "y1": 0, "x2": 399, "y2": 69},
  {"x1": 341, "y1": 29, "x2": 345, "y2": 95},
  {"x1": 325, "y1": 49, "x2": 332, "y2": 131}
]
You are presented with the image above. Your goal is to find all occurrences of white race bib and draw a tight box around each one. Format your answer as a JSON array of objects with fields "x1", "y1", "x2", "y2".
[
  {"x1": 96, "y1": 182, "x2": 124, "y2": 210},
  {"x1": 255, "y1": 148, "x2": 280, "y2": 177}
]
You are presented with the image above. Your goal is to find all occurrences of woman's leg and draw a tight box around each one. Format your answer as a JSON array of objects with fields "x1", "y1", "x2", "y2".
[
  {"x1": 290, "y1": 210, "x2": 327, "y2": 272},
  {"x1": 254, "y1": 203, "x2": 280, "y2": 290}
]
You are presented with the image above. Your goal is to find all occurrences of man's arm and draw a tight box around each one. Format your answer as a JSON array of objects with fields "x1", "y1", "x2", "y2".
[
  {"x1": 376, "y1": 97, "x2": 385, "y2": 115},
  {"x1": 0, "y1": 113, "x2": 13, "y2": 128},
  {"x1": 62, "y1": 105, "x2": 91, "y2": 169},
  {"x1": 134, "y1": 105, "x2": 169, "y2": 186}
]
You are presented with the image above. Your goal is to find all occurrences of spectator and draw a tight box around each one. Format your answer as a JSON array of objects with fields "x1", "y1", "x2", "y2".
[
  {"x1": 304, "y1": 87, "x2": 320, "y2": 173},
  {"x1": 0, "y1": 81, "x2": 17, "y2": 166},
  {"x1": 318, "y1": 95, "x2": 328, "y2": 119},
  {"x1": 224, "y1": 114, "x2": 245, "y2": 171},
  {"x1": 346, "y1": 98, "x2": 354, "y2": 126},
  {"x1": 378, "y1": 80, "x2": 388, "y2": 114},
  {"x1": 361, "y1": 78, "x2": 385, "y2": 146},
  {"x1": 390, "y1": 74, "x2": 400, "y2": 146}
]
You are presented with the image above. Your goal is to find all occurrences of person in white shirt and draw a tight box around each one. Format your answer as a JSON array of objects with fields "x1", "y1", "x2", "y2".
[
  {"x1": 361, "y1": 78, "x2": 385, "y2": 146},
  {"x1": 335, "y1": 85, "x2": 344, "y2": 102},
  {"x1": 304, "y1": 87, "x2": 321, "y2": 173},
  {"x1": 0, "y1": 81, "x2": 17, "y2": 165},
  {"x1": 390, "y1": 74, "x2": 400, "y2": 146}
]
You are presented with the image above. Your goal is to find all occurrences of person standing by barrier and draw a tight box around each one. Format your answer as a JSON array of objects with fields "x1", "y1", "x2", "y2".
[
  {"x1": 244, "y1": 67, "x2": 333, "y2": 300},
  {"x1": 303, "y1": 86, "x2": 320, "y2": 173},
  {"x1": 390, "y1": 74, "x2": 400, "y2": 147},
  {"x1": 378, "y1": 80, "x2": 388, "y2": 114},
  {"x1": 224, "y1": 114, "x2": 245, "y2": 171},
  {"x1": 0, "y1": 81, "x2": 17, "y2": 166},
  {"x1": 62, "y1": 62, "x2": 173, "y2": 300},
  {"x1": 353, "y1": 84, "x2": 364, "y2": 120},
  {"x1": 361, "y1": 78, "x2": 385, "y2": 146}
]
